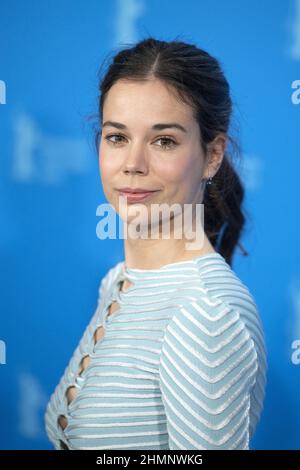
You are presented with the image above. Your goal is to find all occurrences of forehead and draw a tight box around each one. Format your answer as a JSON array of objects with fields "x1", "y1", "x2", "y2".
[{"x1": 103, "y1": 79, "x2": 195, "y2": 124}]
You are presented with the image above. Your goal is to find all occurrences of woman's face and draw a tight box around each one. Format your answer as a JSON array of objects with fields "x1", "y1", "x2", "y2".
[{"x1": 99, "y1": 78, "x2": 211, "y2": 227}]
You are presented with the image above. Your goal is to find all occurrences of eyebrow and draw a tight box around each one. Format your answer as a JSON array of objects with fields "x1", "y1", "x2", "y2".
[{"x1": 102, "y1": 120, "x2": 188, "y2": 133}]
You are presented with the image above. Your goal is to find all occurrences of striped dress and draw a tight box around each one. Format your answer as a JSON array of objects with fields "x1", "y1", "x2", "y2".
[{"x1": 44, "y1": 252, "x2": 267, "y2": 450}]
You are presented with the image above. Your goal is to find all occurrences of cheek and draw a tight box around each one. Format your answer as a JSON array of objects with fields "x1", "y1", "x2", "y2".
[
  {"x1": 161, "y1": 154, "x2": 204, "y2": 204},
  {"x1": 99, "y1": 153, "x2": 117, "y2": 206},
  {"x1": 157, "y1": 156, "x2": 195, "y2": 186},
  {"x1": 99, "y1": 151, "x2": 116, "y2": 183}
]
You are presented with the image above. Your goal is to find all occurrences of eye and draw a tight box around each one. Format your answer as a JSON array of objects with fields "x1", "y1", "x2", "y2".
[
  {"x1": 155, "y1": 136, "x2": 177, "y2": 150},
  {"x1": 105, "y1": 134, "x2": 126, "y2": 145},
  {"x1": 104, "y1": 134, "x2": 177, "y2": 150}
]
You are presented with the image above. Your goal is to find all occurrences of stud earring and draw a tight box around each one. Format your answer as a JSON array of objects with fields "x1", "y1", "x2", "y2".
[{"x1": 206, "y1": 173, "x2": 213, "y2": 185}]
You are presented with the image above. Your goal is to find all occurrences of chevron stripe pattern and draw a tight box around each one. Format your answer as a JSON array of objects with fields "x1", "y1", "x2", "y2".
[{"x1": 44, "y1": 252, "x2": 267, "y2": 450}]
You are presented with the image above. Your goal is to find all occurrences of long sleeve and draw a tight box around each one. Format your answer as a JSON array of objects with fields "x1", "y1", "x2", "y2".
[
  {"x1": 45, "y1": 254, "x2": 266, "y2": 450},
  {"x1": 158, "y1": 296, "x2": 261, "y2": 450},
  {"x1": 44, "y1": 270, "x2": 112, "y2": 449}
]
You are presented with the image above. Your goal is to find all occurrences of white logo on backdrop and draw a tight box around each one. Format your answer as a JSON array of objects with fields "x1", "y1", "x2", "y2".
[
  {"x1": 0, "y1": 340, "x2": 6, "y2": 365},
  {"x1": 291, "y1": 79, "x2": 300, "y2": 104},
  {"x1": 0, "y1": 80, "x2": 6, "y2": 104},
  {"x1": 288, "y1": 0, "x2": 300, "y2": 59},
  {"x1": 289, "y1": 278, "x2": 300, "y2": 365},
  {"x1": 113, "y1": 0, "x2": 145, "y2": 46},
  {"x1": 240, "y1": 155, "x2": 264, "y2": 191},
  {"x1": 18, "y1": 372, "x2": 48, "y2": 439},
  {"x1": 11, "y1": 112, "x2": 93, "y2": 184}
]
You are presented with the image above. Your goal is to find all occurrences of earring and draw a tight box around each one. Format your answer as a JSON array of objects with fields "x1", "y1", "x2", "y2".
[{"x1": 206, "y1": 174, "x2": 213, "y2": 185}]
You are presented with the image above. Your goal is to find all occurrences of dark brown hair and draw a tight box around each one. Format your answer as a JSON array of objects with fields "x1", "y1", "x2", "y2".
[{"x1": 94, "y1": 37, "x2": 249, "y2": 267}]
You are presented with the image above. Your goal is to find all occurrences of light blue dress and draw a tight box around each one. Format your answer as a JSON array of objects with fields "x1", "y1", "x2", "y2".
[{"x1": 44, "y1": 252, "x2": 267, "y2": 450}]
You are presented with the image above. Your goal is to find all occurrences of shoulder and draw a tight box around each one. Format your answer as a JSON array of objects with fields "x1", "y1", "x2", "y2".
[
  {"x1": 161, "y1": 289, "x2": 259, "y2": 381},
  {"x1": 159, "y1": 254, "x2": 267, "y2": 442},
  {"x1": 186, "y1": 254, "x2": 267, "y2": 361},
  {"x1": 159, "y1": 252, "x2": 267, "y2": 391},
  {"x1": 158, "y1": 297, "x2": 261, "y2": 448},
  {"x1": 97, "y1": 260, "x2": 124, "y2": 299}
]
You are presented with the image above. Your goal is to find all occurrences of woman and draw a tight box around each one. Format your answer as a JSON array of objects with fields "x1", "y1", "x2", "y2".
[{"x1": 44, "y1": 37, "x2": 267, "y2": 450}]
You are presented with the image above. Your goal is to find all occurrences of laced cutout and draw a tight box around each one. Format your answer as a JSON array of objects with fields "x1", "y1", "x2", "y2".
[
  {"x1": 107, "y1": 300, "x2": 120, "y2": 317},
  {"x1": 93, "y1": 325, "x2": 105, "y2": 343},
  {"x1": 57, "y1": 278, "x2": 131, "y2": 441},
  {"x1": 119, "y1": 278, "x2": 133, "y2": 293},
  {"x1": 64, "y1": 354, "x2": 91, "y2": 410},
  {"x1": 59, "y1": 439, "x2": 69, "y2": 450},
  {"x1": 60, "y1": 358, "x2": 92, "y2": 435},
  {"x1": 58, "y1": 414, "x2": 68, "y2": 430},
  {"x1": 60, "y1": 314, "x2": 108, "y2": 435},
  {"x1": 78, "y1": 355, "x2": 91, "y2": 375},
  {"x1": 66, "y1": 385, "x2": 77, "y2": 404},
  {"x1": 103, "y1": 278, "x2": 134, "y2": 319},
  {"x1": 59, "y1": 386, "x2": 76, "y2": 434}
]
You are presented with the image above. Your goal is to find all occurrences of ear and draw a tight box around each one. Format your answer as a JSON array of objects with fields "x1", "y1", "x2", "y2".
[{"x1": 203, "y1": 133, "x2": 227, "y2": 179}]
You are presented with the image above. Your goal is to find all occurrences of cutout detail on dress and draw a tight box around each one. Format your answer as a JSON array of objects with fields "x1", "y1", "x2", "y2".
[
  {"x1": 59, "y1": 439, "x2": 69, "y2": 450},
  {"x1": 78, "y1": 355, "x2": 91, "y2": 375},
  {"x1": 93, "y1": 325, "x2": 105, "y2": 343},
  {"x1": 58, "y1": 414, "x2": 68, "y2": 430},
  {"x1": 66, "y1": 385, "x2": 77, "y2": 405}
]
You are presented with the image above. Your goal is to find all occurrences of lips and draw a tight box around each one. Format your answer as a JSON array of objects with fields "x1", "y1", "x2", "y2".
[{"x1": 117, "y1": 189, "x2": 158, "y2": 203}]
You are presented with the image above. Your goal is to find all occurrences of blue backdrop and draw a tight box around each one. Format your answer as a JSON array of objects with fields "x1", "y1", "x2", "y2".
[{"x1": 0, "y1": 0, "x2": 300, "y2": 450}]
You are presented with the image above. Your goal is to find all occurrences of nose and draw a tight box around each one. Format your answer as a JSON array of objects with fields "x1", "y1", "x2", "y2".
[{"x1": 122, "y1": 143, "x2": 149, "y2": 175}]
